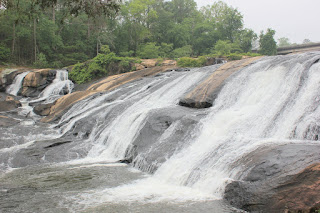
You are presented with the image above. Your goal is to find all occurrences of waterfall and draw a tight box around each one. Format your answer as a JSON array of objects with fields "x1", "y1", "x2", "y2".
[
  {"x1": 1, "y1": 53, "x2": 320, "y2": 211},
  {"x1": 34, "y1": 70, "x2": 74, "y2": 103},
  {"x1": 6, "y1": 71, "x2": 30, "y2": 96},
  {"x1": 64, "y1": 52, "x2": 320, "y2": 203}
]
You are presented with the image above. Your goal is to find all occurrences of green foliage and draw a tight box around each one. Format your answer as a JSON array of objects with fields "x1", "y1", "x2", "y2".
[
  {"x1": 214, "y1": 40, "x2": 232, "y2": 56},
  {"x1": 226, "y1": 53, "x2": 242, "y2": 60},
  {"x1": 172, "y1": 45, "x2": 192, "y2": 58},
  {"x1": 69, "y1": 51, "x2": 137, "y2": 84},
  {"x1": 100, "y1": 45, "x2": 111, "y2": 54},
  {"x1": 0, "y1": 0, "x2": 270, "y2": 69},
  {"x1": 177, "y1": 56, "x2": 206, "y2": 67},
  {"x1": 0, "y1": 45, "x2": 10, "y2": 63},
  {"x1": 137, "y1": 42, "x2": 160, "y2": 59},
  {"x1": 33, "y1": 53, "x2": 49, "y2": 68},
  {"x1": 259, "y1": 28, "x2": 277, "y2": 56}
]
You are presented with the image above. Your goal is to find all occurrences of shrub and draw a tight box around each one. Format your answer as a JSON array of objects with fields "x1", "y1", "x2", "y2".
[
  {"x1": 177, "y1": 56, "x2": 206, "y2": 67},
  {"x1": 172, "y1": 45, "x2": 192, "y2": 58},
  {"x1": 69, "y1": 52, "x2": 137, "y2": 84},
  {"x1": 214, "y1": 40, "x2": 232, "y2": 56},
  {"x1": 33, "y1": 53, "x2": 49, "y2": 68},
  {"x1": 138, "y1": 42, "x2": 160, "y2": 59},
  {"x1": 227, "y1": 53, "x2": 242, "y2": 61}
]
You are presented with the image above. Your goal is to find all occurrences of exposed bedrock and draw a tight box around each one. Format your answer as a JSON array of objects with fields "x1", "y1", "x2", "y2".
[
  {"x1": 0, "y1": 115, "x2": 19, "y2": 127},
  {"x1": 124, "y1": 107, "x2": 207, "y2": 173},
  {"x1": 224, "y1": 143, "x2": 320, "y2": 212},
  {"x1": 179, "y1": 56, "x2": 263, "y2": 109},
  {"x1": 0, "y1": 99, "x2": 21, "y2": 112},
  {"x1": 0, "y1": 68, "x2": 26, "y2": 92},
  {"x1": 42, "y1": 66, "x2": 177, "y2": 123},
  {"x1": 21, "y1": 69, "x2": 56, "y2": 97}
]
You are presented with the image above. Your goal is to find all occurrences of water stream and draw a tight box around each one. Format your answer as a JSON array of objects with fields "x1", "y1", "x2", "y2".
[{"x1": 1, "y1": 53, "x2": 320, "y2": 212}]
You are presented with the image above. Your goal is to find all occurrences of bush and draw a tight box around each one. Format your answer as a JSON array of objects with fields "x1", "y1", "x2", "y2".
[
  {"x1": 177, "y1": 56, "x2": 206, "y2": 67},
  {"x1": 33, "y1": 53, "x2": 49, "y2": 68},
  {"x1": 214, "y1": 40, "x2": 232, "y2": 56},
  {"x1": 69, "y1": 52, "x2": 137, "y2": 84},
  {"x1": 172, "y1": 45, "x2": 192, "y2": 58},
  {"x1": 138, "y1": 42, "x2": 160, "y2": 59},
  {"x1": 227, "y1": 53, "x2": 242, "y2": 61}
]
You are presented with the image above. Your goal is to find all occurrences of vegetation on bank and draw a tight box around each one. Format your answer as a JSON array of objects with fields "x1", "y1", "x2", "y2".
[
  {"x1": 0, "y1": 0, "x2": 275, "y2": 69},
  {"x1": 69, "y1": 45, "x2": 140, "y2": 84}
]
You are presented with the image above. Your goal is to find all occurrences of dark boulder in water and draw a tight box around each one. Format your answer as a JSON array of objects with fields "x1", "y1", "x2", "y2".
[
  {"x1": 0, "y1": 100, "x2": 21, "y2": 112},
  {"x1": 224, "y1": 143, "x2": 320, "y2": 212}
]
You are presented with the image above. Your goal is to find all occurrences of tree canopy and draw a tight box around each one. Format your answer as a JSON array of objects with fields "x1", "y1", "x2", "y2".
[{"x1": 0, "y1": 0, "x2": 274, "y2": 68}]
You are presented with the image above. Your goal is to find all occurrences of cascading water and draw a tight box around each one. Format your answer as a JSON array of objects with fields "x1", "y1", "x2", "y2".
[
  {"x1": 1, "y1": 53, "x2": 320, "y2": 212},
  {"x1": 5, "y1": 71, "x2": 30, "y2": 96},
  {"x1": 31, "y1": 70, "x2": 74, "y2": 103}
]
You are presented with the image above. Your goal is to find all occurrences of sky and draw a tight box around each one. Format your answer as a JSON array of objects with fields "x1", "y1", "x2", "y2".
[{"x1": 195, "y1": 0, "x2": 320, "y2": 44}]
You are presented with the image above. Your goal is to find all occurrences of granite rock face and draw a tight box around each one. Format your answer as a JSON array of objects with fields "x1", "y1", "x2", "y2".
[
  {"x1": 179, "y1": 57, "x2": 263, "y2": 109},
  {"x1": 224, "y1": 144, "x2": 320, "y2": 212},
  {"x1": 21, "y1": 69, "x2": 56, "y2": 97}
]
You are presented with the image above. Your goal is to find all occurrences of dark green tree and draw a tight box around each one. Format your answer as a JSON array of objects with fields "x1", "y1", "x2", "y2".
[{"x1": 259, "y1": 28, "x2": 277, "y2": 56}]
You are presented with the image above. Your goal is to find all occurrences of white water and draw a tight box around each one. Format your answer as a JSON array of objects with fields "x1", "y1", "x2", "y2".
[
  {"x1": 32, "y1": 70, "x2": 74, "y2": 103},
  {"x1": 2, "y1": 53, "x2": 320, "y2": 211},
  {"x1": 71, "y1": 53, "x2": 320, "y2": 204},
  {"x1": 6, "y1": 71, "x2": 30, "y2": 96}
]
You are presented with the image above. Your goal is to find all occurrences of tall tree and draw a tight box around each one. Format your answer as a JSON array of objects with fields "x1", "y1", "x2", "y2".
[{"x1": 259, "y1": 28, "x2": 277, "y2": 55}]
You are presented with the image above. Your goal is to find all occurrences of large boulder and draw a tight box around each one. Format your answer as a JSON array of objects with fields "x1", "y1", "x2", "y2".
[
  {"x1": 179, "y1": 57, "x2": 263, "y2": 108},
  {"x1": 33, "y1": 102, "x2": 56, "y2": 116},
  {"x1": 21, "y1": 69, "x2": 56, "y2": 97},
  {"x1": 0, "y1": 100, "x2": 21, "y2": 112},
  {"x1": 224, "y1": 143, "x2": 320, "y2": 212},
  {"x1": 126, "y1": 107, "x2": 204, "y2": 172}
]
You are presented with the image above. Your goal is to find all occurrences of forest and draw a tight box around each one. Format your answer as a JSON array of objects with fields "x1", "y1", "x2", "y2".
[{"x1": 0, "y1": 0, "x2": 276, "y2": 69}]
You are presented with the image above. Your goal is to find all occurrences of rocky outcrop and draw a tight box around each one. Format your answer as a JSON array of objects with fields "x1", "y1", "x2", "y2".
[
  {"x1": 0, "y1": 115, "x2": 19, "y2": 127},
  {"x1": 21, "y1": 69, "x2": 56, "y2": 97},
  {"x1": 88, "y1": 65, "x2": 176, "y2": 91},
  {"x1": 179, "y1": 56, "x2": 263, "y2": 108},
  {"x1": 33, "y1": 102, "x2": 56, "y2": 116},
  {"x1": 269, "y1": 163, "x2": 320, "y2": 212},
  {"x1": 41, "y1": 90, "x2": 98, "y2": 123},
  {"x1": 42, "y1": 66, "x2": 177, "y2": 123},
  {"x1": 0, "y1": 68, "x2": 26, "y2": 92},
  {"x1": 127, "y1": 107, "x2": 204, "y2": 173},
  {"x1": 224, "y1": 143, "x2": 320, "y2": 212},
  {"x1": 0, "y1": 100, "x2": 21, "y2": 112}
]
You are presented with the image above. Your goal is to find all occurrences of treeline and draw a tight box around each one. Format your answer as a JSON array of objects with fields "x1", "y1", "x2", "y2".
[{"x1": 0, "y1": 0, "x2": 277, "y2": 68}]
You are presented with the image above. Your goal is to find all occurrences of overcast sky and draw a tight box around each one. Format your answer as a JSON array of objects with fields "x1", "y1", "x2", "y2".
[{"x1": 195, "y1": 0, "x2": 320, "y2": 44}]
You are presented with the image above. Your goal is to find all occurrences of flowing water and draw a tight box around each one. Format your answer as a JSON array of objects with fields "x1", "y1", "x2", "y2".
[
  {"x1": 1, "y1": 53, "x2": 320, "y2": 212},
  {"x1": 6, "y1": 71, "x2": 30, "y2": 96}
]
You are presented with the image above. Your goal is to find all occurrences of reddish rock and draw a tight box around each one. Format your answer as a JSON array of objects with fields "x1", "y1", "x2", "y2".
[{"x1": 269, "y1": 163, "x2": 320, "y2": 212}]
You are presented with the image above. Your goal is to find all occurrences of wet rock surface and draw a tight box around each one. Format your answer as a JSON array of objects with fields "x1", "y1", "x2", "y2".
[
  {"x1": 129, "y1": 107, "x2": 206, "y2": 173},
  {"x1": 21, "y1": 69, "x2": 56, "y2": 97},
  {"x1": 0, "y1": 100, "x2": 21, "y2": 112},
  {"x1": 33, "y1": 102, "x2": 56, "y2": 116},
  {"x1": 0, "y1": 115, "x2": 19, "y2": 127},
  {"x1": 179, "y1": 57, "x2": 263, "y2": 109},
  {"x1": 0, "y1": 68, "x2": 26, "y2": 92},
  {"x1": 224, "y1": 143, "x2": 320, "y2": 212}
]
